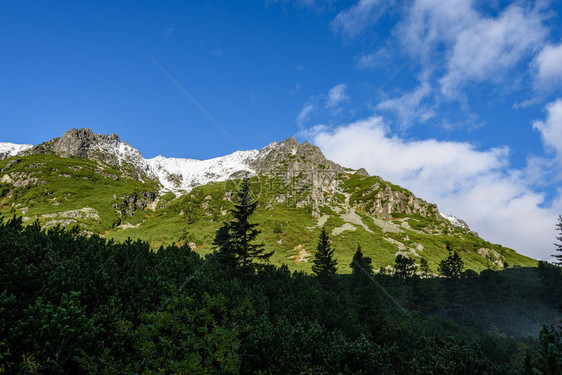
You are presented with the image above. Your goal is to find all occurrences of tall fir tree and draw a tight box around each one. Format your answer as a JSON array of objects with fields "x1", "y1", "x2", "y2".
[
  {"x1": 555, "y1": 215, "x2": 562, "y2": 265},
  {"x1": 350, "y1": 244, "x2": 372, "y2": 277},
  {"x1": 312, "y1": 227, "x2": 337, "y2": 281},
  {"x1": 214, "y1": 178, "x2": 273, "y2": 270}
]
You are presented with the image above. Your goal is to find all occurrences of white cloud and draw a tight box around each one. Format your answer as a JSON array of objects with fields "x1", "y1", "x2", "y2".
[
  {"x1": 326, "y1": 83, "x2": 349, "y2": 108},
  {"x1": 395, "y1": 0, "x2": 477, "y2": 63},
  {"x1": 328, "y1": 0, "x2": 549, "y2": 129},
  {"x1": 386, "y1": 1, "x2": 547, "y2": 98},
  {"x1": 331, "y1": 0, "x2": 393, "y2": 37},
  {"x1": 439, "y1": 5, "x2": 546, "y2": 96},
  {"x1": 357, "y1": 52, "x2": 378, "y2": 68},
  {"x1": 357, "y1": 48, "x2": 391, "y2": 69},
  {"x1": 534, "y1": 42, "x2": 562, "y2": 86},
  {"x1": 296, "y1": 84, "x2": 349, "y2": 125},
  {"x1": 306, "y1": 116, "x2": 561, "y2": 261},
  {"x1": 533, "y1": 99, "x2": 562, "y2": 162},
  {"x1": 297, "y1": 103, "x2": 316, "y2": 126},
  {"x1": 376, "y1": 80, "x2": 435, "y2": 127}
]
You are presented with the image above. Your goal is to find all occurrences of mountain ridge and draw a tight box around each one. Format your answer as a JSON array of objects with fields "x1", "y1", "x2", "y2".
[
  {"x1": 0, "y1": 128, "x2": 536, "y2": 272},
  {"x1": 2, "y1": 128, "x2": 448, "y2": 220}
]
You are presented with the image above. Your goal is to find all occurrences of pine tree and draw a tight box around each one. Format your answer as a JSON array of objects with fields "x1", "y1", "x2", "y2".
[
  {"x1": 555, "y1": 215, "x2": 562, "y2": 265},
  {"x1": 438, "y1": 245, "x2": 464, "y2": 279},
  {"x1": 349, "y1": 244, "x2": 381, "y2": 327},
  {"x1": 394, "y1": 254, "x2": 417, "y2": 278},
  {"x1": 312, "y1": 227, "x2": 337, "y2": 281},
  {"x1": 350, "y1": 244, "x2": 372, "y2": 277},
  {"x1": 419, "y1": 257, "x2": 430, "y2": 277},
  {"x1": 214, "y1": 178, "x2": 273, "y2": 270}
]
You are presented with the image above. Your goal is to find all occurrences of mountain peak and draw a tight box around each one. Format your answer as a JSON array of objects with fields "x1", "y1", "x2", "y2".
[
  {"x1": 251, "y1": 136, "x2": 343, "y2": 174},
  {"x1": 22, "y1": 128, "x2": 151, "y2": 180},
  {"x1": 280, "y1": 136, "x2": 298, "y2": 148},
  {"x1": 28, "y1": 128, "x2": 124, "y2": 159}
]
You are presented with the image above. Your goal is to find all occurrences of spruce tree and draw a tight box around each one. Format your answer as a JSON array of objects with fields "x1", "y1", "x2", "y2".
[
  {"x1": 394, "y1": 254, "x2": 417, "y2": 278},
  {"x1": 555, "y1": 215, "x2": 562, "y2": 265},
  {"x1": 312, "y1": 227, "x2": 337, "y2": 281},
  {"x1": 350, "y1": 244, "x2": 372, "y2": 277},
  {"x1": 214, "y1": 178, "x2": 273, "y2": 270},
  {"x1": 438, "y1": 245, "x2": 464, "y2": 279}
]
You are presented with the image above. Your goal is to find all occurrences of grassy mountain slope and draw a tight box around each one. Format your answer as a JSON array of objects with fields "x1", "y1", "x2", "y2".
[
  {"x1": 105, "y1": 174, "x2": 535, "y2": 273},
  {"x1": 0, "y1": 154, "x2": 158, "y2": 233},
  {"x1": 0, "y1": 150, "x2": 536, "y2": 274}
]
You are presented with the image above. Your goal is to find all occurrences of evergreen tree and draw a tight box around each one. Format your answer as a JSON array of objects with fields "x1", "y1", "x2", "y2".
[
  {"x1": 438, "y1": 245, "x2": 464, "y2": 279},
  {"x1": 419, "y1": 257, "x2": 430, "y2": 277},
  {"x1": 312, "y1": 227, "x2": 337, "y2": 281},
  {"x1": 555, "y1": 215, "x2": 562, "y2": 265},
  {"x1": 394, "y1": 254, "x2": 417, "y2": 278},
  {"x1": 350, "y1": 244, "x2": 372, "y2": 277},
  {"x1": 214, "y1": 179, "x2": 273, "y2": 270}
]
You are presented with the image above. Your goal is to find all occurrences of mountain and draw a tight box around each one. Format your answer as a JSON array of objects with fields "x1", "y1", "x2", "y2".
[{"x1": 0, "y1": 128, "x2": 535, "y2": 272}]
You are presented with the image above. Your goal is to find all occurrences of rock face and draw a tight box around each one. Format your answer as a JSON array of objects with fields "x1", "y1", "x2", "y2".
[
  {"x1": 113, "y1": 192, "x2": 157, "y2": 218},
  {"x1": 355, "y1": 168, "x2": 369, "y2": 177},
  {"x1": 251, "y1": 137, "x2": 344, "y2": 175},
  {"x1": 25, "y1": 128, "x2": 151, "y2": 179},
  {"x1": 367, "y1": 186, "x2": 436, "y2": 218},
  {"x1": 346, "y1": 179, "x2": 438, "y2": 219},
  {"x1": 27, "y1": 128, "x2": 120, "y2": 159},
  {"x1": 248, "y1": 137, "x2": 347, "y2": 215}
]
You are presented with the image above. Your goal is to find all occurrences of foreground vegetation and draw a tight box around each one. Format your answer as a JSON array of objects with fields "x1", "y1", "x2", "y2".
[{"x1": 0, "y1": 214, "x2": 560, "y2": 374}]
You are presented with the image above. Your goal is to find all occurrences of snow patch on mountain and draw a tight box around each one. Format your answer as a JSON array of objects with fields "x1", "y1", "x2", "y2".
[
  {"x1": 440, "y1": 212, "x2": 470, "y2": 230},
  {"x1": 0, "y1": 143, "x2": 32, "y2": 159},
  {"x1": 96, "y1": 141, "x2": 147, "y2": 169},
  {"x1": 145, "y1": 150, "x2": 259, "y2": 194},
  {"x1": 83, "y1": 136, "x2": 260, "y2": 193},
  {"x1": 0, "y1": 133, "x2": 261, "y2": 194}
]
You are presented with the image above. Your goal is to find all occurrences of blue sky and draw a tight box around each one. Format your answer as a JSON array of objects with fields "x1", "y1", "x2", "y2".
[{"x1": 1, "y1": 0, "x2": 562, "y2": 260}]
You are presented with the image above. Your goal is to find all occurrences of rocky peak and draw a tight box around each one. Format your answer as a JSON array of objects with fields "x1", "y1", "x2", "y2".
[
  {"x1": 25, "y1": 128, "x2": 150, "y2": 180},
  {"x1": 27, "y1": 128, "x2": 123, "y2": 159},
  {"x1": 280, "y1": 136, "x2": 299, "y2": 148},
  {"x1": 355, "y1": 168, "x2": 369, "y2": 176},
  {"x1": 251, "y1": 137, "x2": 344, "y2": 174}
]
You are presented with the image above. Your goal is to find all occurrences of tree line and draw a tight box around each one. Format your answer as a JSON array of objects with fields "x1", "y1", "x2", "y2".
[{"x1": 0, "y1": 180, "x2": 560, "y2": 373}]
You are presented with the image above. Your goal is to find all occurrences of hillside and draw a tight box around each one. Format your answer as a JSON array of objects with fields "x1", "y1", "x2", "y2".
[{"x1": 0, "y1": 129, "x2": 536, "y2": 272}]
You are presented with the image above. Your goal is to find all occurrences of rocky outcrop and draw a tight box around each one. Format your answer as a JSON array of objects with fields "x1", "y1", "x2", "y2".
[
  {"x1": 42, "y1": 207, "x2": 100, "y2": 220},
  {"x1": 355, "y1": 168, "x2": 369, "y2": 176},
  {"x1": 113, "y1": 191, "x2": 157, "y2": 217},
  {"x1": 27, "y1": 128, "x2": 120, "y2": 159},
  {"x1": 252, "y1": 137, "x2": 344, "y2": 176},
  {"x1": 1, "y1": 158, "x2": 22, "y2": 172},
  {"x1": 24, "y1": 128, "x2": 151, "y2": 180},
  {"x1": 252, "y1": 138, "x2": 345, "y2": 214},
  {"x1": 339, "y1": 172, "x2": 438, "y2": 219},
  {"x1": 362, "y1": 185, "x2": 437, "y2": 218},
  {"x1": 1, "y1": 171, "x2": 44, "y2": 188}
]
